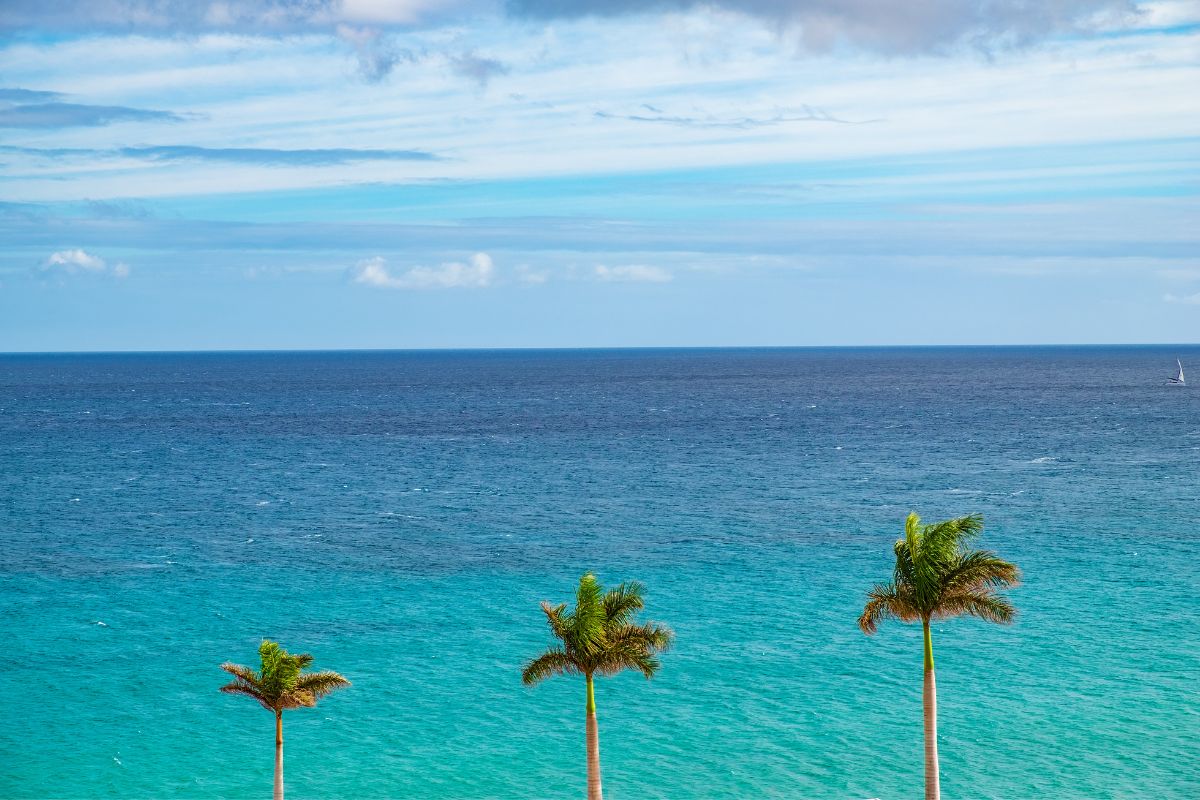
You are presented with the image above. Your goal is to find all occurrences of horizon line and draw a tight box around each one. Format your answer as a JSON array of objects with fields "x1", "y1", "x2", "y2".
[{"x1": 2, "y1": 342, "x2": 1198, "y2": 357}]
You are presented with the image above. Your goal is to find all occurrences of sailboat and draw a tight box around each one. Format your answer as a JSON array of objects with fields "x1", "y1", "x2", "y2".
[{"x1": 1167, "y1": 358, "x2": 1186, "y2": 386}]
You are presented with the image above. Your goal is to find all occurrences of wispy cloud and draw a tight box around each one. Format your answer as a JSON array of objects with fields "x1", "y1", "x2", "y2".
[
  {"x1": 1, "y1": 144, "x2": 437, "y2": 165},
  {"x1": 1164, "y1": 291, "x2": 1200, "y2": 305},
  {"x1": 338, "y1": 28, "x2": 509, "y2": 85},
  {"x1": 351, "y1": 253, "x2": 495, "y2": 289},
  {"x1": 40, "y1": 249, "x2": 130, "y2": 278},
  {"x1": 336, "y1": 25, "x2": 421, "y2": 82},
  {"x1": 515, "y1": 264, "x2": 550, "y2": 284},
  {"x1": 449, "y1": 51, "x2": 510, "y2": 88},
  {"x1": 82, "y1": 199, "x2": 155, "y2": 220},
  {"x1": 0, "y1": 0, "x2": 470, "y2": 34},
  {"x1": 0, "y1": 102, "x2": 187, "y2": 129},
  {"x1": 594, "y1": 264, "x2": 672, "y2": 282},
  {"x1": 122, "y1": 145, "x2": 436, "y2": 165},
  {"x1": 0, "y1": 87, "x2": 64, "y2": 102},
  {"x1": 595, "y1": 104, "x2": 877, "y2": 129}
]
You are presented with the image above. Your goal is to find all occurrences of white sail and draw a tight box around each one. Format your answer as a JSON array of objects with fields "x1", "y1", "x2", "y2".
[{"x1": 1169, "y1": 358, "x2": 1185, "y2": 385}]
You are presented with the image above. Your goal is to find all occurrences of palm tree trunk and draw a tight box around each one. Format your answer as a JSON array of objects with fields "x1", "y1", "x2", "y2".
[
  {"x1": 274, "y1": 711, "x2": 284, "y2": 800},
  {"x1": 585, "y1": 673, "x2": 602, "y2": 800},
  {"x1": 922, "y1": 619, "x2": 940, "y2": 800}
]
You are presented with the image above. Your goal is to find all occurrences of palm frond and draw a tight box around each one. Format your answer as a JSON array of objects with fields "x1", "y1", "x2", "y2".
[
  {"x1": 892, "y1": 536, "x2": 915, "y2": 585},
  {"x1": 570, "y1": 573, "x2": 608, "y2": 659},
  {"x1": 942, "y1": 550, "x2": 1020, "y2": 593},
  {"x1": 256, "y1": 640, "x2": 299, "y2": 701},
  {"x1": 936, "y1": 590, "x2": 1017, "y2": 625},
  {"x1": 575, "y1": 573, "x2": 604, "y2": 615},
  {"x1": 294, "y1": 670, "x2": 351, "y2": 700},
  {"x1": 602, "y1": 582, "x2": 646, "y2": 626},
  {"x1": 541, "y1": 601, "x2": 571, "y2": 643},
  {"x1": 219, "y1": 681, "x2": 273, "y2": 710},
  {"x1": 905, "y1": 512, "x2": 942, "y2": 606},
  {"x1": 903, "y1": 512, "x2": 922, "y2": 568},
  {"x1": 219, "y1": 662, "x2": 260, "y2": 684},
  {"x1": 595, "y1": 621, "x2": 672, "y2": 677},
  {"x1": 858, "y1": 582, "x2": 921, "y2": 634},
  {"x1": 598, "y1": 649, "x2": 660, "y2": 679},
  {"x1": 281, "y1": 691, "x2": 317, "y2": 709},
  {"x1": 605, "y1": 622, "x2": 672, "y2": 652},
  {"x1": 219, "y1": 661, "x2": 269, "y2": 708},
  {"x1": 522, "y1": 648, "x2": 578, "y2": 685},
  {"x1": 626, "y1": 621, "x2": 673, "y2": 652},
  {"x1": 258, "y1": 640, "x2": 285, "y2": 667},
  {"x1": 922, "y1": 515, "x2": 984, "y2": 564}
]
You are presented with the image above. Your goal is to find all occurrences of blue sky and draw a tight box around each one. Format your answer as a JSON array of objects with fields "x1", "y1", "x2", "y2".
[{"x1": 1, "y1": 0, "x2": 1198, "y2": 350}]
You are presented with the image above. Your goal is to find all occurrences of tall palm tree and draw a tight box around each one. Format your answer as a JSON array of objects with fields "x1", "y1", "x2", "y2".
[
  {"x1": 220, "y1": 640, "x2": 350, "y2": 800},
  {"x1": 858, "y1": 513, "x2": 1019, "y2": 800},
  {"x1": 522, "y1": 573, "x2": 673, "y2": 800}
]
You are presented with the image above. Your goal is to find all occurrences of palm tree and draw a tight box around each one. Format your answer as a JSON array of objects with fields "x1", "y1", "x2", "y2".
[
  {"x1": 858, "y1": 513, "x2": 1019, "y2": 800},
  {"x1": 522, "y1": 573, "x2": 673, "y2": 800},
  {"x1": 220, "y1": 640, "x2": 350, "y2": 800}
]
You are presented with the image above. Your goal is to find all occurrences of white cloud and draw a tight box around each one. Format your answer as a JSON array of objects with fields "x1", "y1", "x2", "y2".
[
  {"x1": 515, "y1": 264, "x2": 549, "y2": 284},
  {"x1": 44, "y1": 248, "x2": 105, "y2": 272},
  {"x1": 352, "y1": 253, "x2": 494, "y2": 289},
  {"x1": 1138, "y1": 0, "x2": 1200, "y2": 27},
  {"x1": 1164, "y1": 291, "x2": 1200, "y2": 305},
  {"x1": 352, "y1": 256, "x2": 396, "y2": 286},
  {"x1": 594, "y1": 264, "x2": 673, "y2": 283},
  {"x1": 40, "y1": 249, "x2": 131, "y2": 278}
]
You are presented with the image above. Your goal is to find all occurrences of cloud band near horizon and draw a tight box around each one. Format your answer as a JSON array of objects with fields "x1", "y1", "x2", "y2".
[{"x1": 0, "y1": 0, "x2": 1144, "y2": 53}]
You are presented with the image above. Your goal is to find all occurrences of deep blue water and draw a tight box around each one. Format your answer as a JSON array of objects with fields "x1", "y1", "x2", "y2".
[{"x1": 1, "y1": 347, "x2": 1197, "y2": 799}]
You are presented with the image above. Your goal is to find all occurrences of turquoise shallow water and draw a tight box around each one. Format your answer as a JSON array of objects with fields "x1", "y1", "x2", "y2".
[{"x1": 1, "y1": 347, "x2": 1198, "y2": 799}]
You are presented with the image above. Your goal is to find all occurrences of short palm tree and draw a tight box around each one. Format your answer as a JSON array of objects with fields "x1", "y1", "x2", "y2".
[
  {"x1": 220, "y1": 640, "x2": 350, "y2": 800},
  {"x1": 858, "y1": 513, "x2": 1019, "y2": 800},
  {"x1": 522, "y1": 573, "x2": 673, "y2": 800}
]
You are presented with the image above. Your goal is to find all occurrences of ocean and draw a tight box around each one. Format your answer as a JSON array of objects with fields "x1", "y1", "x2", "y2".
[{"x1": 1, "y1": 347, "x2": 1197, "y2": 799}]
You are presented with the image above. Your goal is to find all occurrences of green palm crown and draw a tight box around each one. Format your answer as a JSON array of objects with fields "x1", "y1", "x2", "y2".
[
  {"x1": 523, "y1": 573, "x2": 674, "y2": 684},
  {"x1": 220, "y1": 641, "x2": 350, "y2": 713},
  {"x1": 859, "y1": 512, "x2": 1020, "y2": 633}
]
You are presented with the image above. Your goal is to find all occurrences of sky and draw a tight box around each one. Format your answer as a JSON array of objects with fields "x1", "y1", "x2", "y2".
[{"x1": 1, "y1": 0, "x2": 1198, "y2": 351}]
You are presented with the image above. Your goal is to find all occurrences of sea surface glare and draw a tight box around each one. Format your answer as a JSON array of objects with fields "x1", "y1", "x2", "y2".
[{"x1": 1, "y1": 347, "x2": 1197, "y2": 799}]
